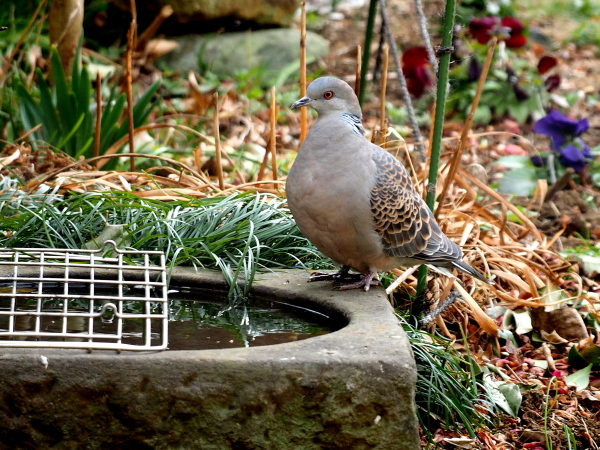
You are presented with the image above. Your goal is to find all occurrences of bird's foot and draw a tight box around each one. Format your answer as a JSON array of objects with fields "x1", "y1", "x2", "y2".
[
  {"x1": 338, "y1": 272, "x2": 379, "y2": 292},
  {"x1": 309, "y1": 266, "x2": 359, "y2": 282}
]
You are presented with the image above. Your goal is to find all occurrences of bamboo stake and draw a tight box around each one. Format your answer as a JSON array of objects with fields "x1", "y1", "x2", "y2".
[
  {"x1": 379, "y1": 43, "x2": 389, "y2": 145},
  {"x1": 269, "y1": 87, "x2": 279, "y2": 188},
  {"x1": 435, "y1": 38, "x2": 498, "y2": 218},
  {"x1": 416, "y1": 0, "x2": 457, "y2": 296},
  {"x1": 93, "y1": 73, "x2": 102, "y2": 168},
  {"x1": 355, "y1": 45, "x2": 362, "y2": 97},
  {"x1": 299, "y1": 1, "x2": 308, "y2": 144},
  {"x1": 421, "y1": 101, "x2": 436, "y2": 198},
  {"x1": 125, "y1": 22, "x2": 136, "y2": 172},
  {"x1": 359, "y1": 0, "x2": 378, "y2": 105},
  {"x1": 213, "y1": 92, "x2": 224, "y2": 190}
]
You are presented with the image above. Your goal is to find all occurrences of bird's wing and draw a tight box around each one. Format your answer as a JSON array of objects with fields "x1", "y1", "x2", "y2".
[{"x1": 370, "y1": 147, "x2": 461, "y2": 262}]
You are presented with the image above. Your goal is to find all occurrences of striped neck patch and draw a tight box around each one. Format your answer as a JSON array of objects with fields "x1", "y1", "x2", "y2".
[{"x1": 339, "y1": 113, "x2": 365, "y2": 136}]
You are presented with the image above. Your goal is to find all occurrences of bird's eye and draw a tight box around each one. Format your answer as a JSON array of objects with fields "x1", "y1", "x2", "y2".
[{"x1": 323, "y1": 91, "x2": 334, "y2": 99}]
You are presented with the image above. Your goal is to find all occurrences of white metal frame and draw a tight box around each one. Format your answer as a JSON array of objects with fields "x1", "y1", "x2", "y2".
[{"x1": 0, "y1": 241, "x2": 168, "y2": 351}]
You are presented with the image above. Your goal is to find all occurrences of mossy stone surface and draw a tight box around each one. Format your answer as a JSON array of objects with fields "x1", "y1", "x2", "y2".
[{"x1": 0, "y1": 268, "x2": 418, "y2": 449}]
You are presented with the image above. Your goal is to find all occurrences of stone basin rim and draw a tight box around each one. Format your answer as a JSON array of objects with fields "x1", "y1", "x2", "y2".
[
  {"x1": 0, "y1": 267, "x2": 420, "y2": 449},
  {"x1": 0, "y1": 266, "x2": 411, "y2": 362}
]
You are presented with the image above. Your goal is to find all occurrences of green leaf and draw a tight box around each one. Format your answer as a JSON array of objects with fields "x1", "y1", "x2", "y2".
[
  {"x1": 14, "y1": 78, "x2": 43, "y2": 140},
  {"x1": 508, "y1": 100, "x2": 531, "y2": 124},
  {"x1": 568, "y1": 345, "x2": 592, "y2": 369},
  {"x1": 565, "y1": 364, "x2": 592, "y2": 391},
  {"x1": 569, "y1": 343, "x2": 600, "y2": 370},
  {"x1": 493, "y1": 155, "x2": 533, "y2": 169},
  {"x1": 498, "y1": 382, "x2": 522, "y2": 416},
  {"x1": 580, "y1": 344, "x2": 600, "y2": 368},
  {"x1": 498, "y1": 166, "x2": 545, "y2": 196},
  {"x1": 483, "y1": 374, "x2": 521, "y2": 416},
  {"x1": 50, "y1": 46, "x2": 76, "y2": 130},
  {"x1": 473, "y1": 105, "x2": 492, "y2": 124},
  {"x1": 56, "y1": 113, "x2": 85, "y2": 150},
  {"x1": 132, "y1": 80, "x2": 161, "y2": 127},
  {"x1": 100, "y1": 93, "x2": 127, "y2": 150},
  {"x1": 36, "y1": 69, "x2": 61, "y2": 142},
  {"x1": 561, "y1": 254, "x2": 600, "y2": 274}
]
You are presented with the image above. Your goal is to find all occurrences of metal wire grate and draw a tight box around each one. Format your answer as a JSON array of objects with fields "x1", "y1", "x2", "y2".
[{"x1": 0, "y1": 241, "x2": 168, "y2": 351}]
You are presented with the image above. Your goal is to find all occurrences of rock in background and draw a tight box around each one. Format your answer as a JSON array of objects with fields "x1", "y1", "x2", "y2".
[
  {"x1": 158, "y1": 29, "x2": 329, "y2": 86},
  {"x1": 112, "y1": 0, "x2": 301, "y2": 27}
]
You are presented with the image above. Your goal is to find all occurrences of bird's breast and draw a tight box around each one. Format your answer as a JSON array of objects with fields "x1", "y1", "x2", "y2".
[{"x1": 286, "y1": 146, "x2": 390, "y2": 273}]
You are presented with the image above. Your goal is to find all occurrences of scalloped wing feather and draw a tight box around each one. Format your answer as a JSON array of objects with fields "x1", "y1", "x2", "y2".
[{"x1": 370, "y1": 148, "x2": 462, "y2": 263}]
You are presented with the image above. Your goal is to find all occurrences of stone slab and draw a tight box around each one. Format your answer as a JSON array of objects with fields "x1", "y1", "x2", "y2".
[{"x1": 0, "y1": 268, "x2": 419, "y2": 449}]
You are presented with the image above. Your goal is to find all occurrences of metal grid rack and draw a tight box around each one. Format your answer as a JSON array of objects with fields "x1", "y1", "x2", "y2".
[{"x1": 0, "y1": 241, "x2": 168, "y2": 351}]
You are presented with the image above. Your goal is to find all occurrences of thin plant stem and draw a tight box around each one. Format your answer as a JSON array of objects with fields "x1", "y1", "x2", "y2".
[
  {"x1": 359, "y1": 0, "x2": 378, "y2": 105},
  {"x1": 213, "y1": 92, "x2": 224, "y2": 191},
  {"x1": 544, "y1": 377, "x2": 556, "y2": 450},
  {"x1": 354, "y1": 45, "x2": 362, "y2": 97},
  {"x1": 257, "y1": 144, "x2": 269, "y2": 182},
  {"x1": 435, "y1": 38, "x2": 497, "y2": 218},
  {"x1": 417, "y1": 0, "x2": 457, "y2": 297},
  {"x1": 544, "y1": 167, "x2": 574, "y2": 202},
  {"x1": 299, "y1": 1, "x2": 307, "y2": 144},
  {"x1": 378, "y1": 0, "x2": 425, "y2": 161},
  {"x1": 379, "y1": 43, "x2": 389, "y2": 145},
  {"x1": 548, "y1": 152, "x2": 557, "y2": 184},
  {"x1": 125, "y1": 22, "x2": 136, "y2": 172},
  {"x1": 269, "y1": 87, "x2": 278, "y2": 188},
  {"x1": 93, "y1": 73, "x2": 102, "y2": 168},
  {"x1": 193, "y1": 145, "x2": 202, "y2": 172}
]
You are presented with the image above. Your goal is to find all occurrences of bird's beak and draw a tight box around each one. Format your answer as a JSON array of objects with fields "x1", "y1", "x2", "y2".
[{"x1": 290, "y1": 96, "x2": 313, "y2": 110}]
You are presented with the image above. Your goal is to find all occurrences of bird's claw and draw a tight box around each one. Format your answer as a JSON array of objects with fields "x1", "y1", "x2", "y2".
[
  {"x1": 309, "y1": 268, "x2": 378, "y2": 291},
  {"x1": 308, "y1": 266, "x2": 355, "y2": 282},
  {"x1": 337, "y1": 277, "x2": 380, "y2": 292},
  {"x1": 308, "y1": 272, "x2": 340, "y2": 282}
]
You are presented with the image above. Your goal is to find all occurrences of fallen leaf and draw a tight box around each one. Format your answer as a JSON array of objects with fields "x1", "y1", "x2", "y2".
[{"x1": 531, "y1": 306, "x2": 589, "y2": 342}]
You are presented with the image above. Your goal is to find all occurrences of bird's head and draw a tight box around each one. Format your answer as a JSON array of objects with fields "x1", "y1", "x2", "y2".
[{"x1": 290, "y1": 77, "x2": 362, "y2": 119}]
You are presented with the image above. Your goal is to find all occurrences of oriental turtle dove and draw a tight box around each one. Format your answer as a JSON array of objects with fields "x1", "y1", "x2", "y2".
[{"x1": 286, "y1": 76, "x2": 490, "y2": 291}]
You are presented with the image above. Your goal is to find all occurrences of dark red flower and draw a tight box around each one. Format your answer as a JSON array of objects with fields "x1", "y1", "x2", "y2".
[
  {"x1": 468, "y1": 17, "x2": 498, "y2": 44},
  {"x1": 537, "y1": 55, "x2": 558, "y2": 74},
  {"x1": 544, "y1": 74, "x2": 560, "y2": 92},
  {"x1": 402, "y1": 46, "x2": 432, "y2": 98},
  {"x1": 467, "y1": 57, "x2": 481, "y2": 82},
  {"x1": 500, "y1": 17, "x2": 527, "y2": 48},
  {"x1": 537, "y1": 56, "x2": 560, "y2": 91},
  {"x1": 468, "y1": 16, "x2": 527, "y2": 48}
]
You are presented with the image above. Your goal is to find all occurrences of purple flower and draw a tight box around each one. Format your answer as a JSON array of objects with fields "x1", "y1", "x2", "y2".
[{"x1": 533, "y1": 110, "x2": 592, "y2": 171}]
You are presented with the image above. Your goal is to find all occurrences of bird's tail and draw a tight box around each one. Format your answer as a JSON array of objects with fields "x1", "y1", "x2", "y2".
[{"x1": 451, "y1": 260, "x2": 493, "y2": 285}]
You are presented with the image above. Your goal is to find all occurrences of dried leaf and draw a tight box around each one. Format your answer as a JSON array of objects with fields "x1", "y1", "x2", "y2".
[{"x1": 531, "y1": 306, "x2": 589, "y2": 342}]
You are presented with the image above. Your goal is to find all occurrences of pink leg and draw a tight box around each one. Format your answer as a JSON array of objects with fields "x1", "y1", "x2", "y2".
[
  {"x1": 309, "y1": 265, "x2": 352, "y2": 282},
  {"x1": 338, "y1": 272, "x2": 379, "y2": 292}
]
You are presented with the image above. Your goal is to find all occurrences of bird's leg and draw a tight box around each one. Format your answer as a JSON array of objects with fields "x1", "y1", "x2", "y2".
[
  {"x1": 338, "y1": 271, "x2": 379, "y2": 292},
  {"x1": 309, "y1": 265, "x2": 354, "y2": 282}
]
